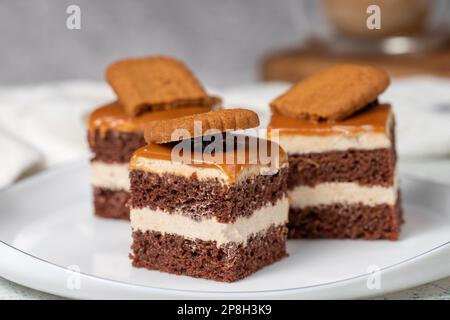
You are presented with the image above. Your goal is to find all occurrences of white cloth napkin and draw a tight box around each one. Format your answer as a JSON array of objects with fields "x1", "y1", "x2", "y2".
[
  {"x1": 0, "y1": 81, "x2": 114, "y2": 188},
  {"x1": 0, "y1": 129, "x2": 41, "y2": 187},
  {"x1": 1, "y1": 77, "x2": 450, "y2": 189},
  {"x1": 383, "y1": 77, "x2": 450, "y2": 158}
]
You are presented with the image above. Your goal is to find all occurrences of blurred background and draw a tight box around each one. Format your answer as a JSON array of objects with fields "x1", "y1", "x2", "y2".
[
  {"x1": 1, "y1": 0, "x2": 449, "y2": 86},
  {"x1": 1, "y1": 0, "x2": 450, "y2": 188},
  {"x1": 1, "y1": 0, "x2": 306, "y2": 86}
]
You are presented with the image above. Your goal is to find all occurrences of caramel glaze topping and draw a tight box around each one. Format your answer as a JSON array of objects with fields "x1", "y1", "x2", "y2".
[
  {"x1": 268, "y1": 104, "x2": 392, "y2": 137},
  {"x1": 130, "y1": 138, "x2": 288, "y2": 183},
  {"x1": 88, "y1": 101, "x2": 213, "y2": 137}
]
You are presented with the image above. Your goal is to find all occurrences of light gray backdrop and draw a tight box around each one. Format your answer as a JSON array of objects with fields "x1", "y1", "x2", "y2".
[{"x1": 0, "y1": 0, "x2": 312, "y2": 87}]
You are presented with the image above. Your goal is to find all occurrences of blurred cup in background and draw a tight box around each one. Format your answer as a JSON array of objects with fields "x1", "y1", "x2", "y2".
[{"x1": 323, "y1": 0, "x2": 429, "y2": 38}]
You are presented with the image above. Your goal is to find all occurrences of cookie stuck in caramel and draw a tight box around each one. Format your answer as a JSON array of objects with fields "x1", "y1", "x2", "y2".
[
  {"x1": 144, "y1": 108, "x2": 260, "y2": 144},
  {"x1": 270, "y1": 64, "x2": 390, "y2": 121},
  {"x1": 106, "y1": 56, "x2": 214, "y2": 116}
]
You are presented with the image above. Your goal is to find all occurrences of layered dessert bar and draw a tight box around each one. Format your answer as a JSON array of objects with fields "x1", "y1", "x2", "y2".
[
  {"x1": 87, "y1": 55, "x2": 219, "y2": 219},
  {"x1": 129, "y1": 109, "x2": 289, "y2": 282},
  {"x1": 87, "y1": 103, "x2": 212, "y2": 219},
  {"x1": 269, "y1": 64, "x2": 402, "y2": 240}
]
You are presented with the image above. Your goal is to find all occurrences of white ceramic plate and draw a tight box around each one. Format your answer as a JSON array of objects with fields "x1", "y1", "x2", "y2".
[{"x1": 0, "y1": 160, "x2": 449, "y2": 299}]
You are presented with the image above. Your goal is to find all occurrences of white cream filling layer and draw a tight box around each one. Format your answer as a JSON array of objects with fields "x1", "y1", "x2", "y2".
[
  {"x1": 132, "y1": 157, "x2": 286, "y2": 184},
  {"x1": 278, "y1": 112, "x2": 393, "y2": 154},
  {"x1": 130, "y1": 197, "x2": 289, "y2": 246},
  {"x1": 289, "y1": 178, "x2": 399, "y2": 208},
  {"x1": 132, "y1": 157, "x2": 228, "y2": 181},
  {"x1": 279, "y1": 132, "x2": 391, "y2": 154},
  {"x1": 91, "y1": 161, "x2": 130, "y2": 191}
]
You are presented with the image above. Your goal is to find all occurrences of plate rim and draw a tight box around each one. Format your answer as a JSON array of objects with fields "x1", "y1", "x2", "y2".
[
  {"x1": 1, "y1": 159, "x2": 450, "y2": 299},
  {"x1": 1, "y1": 239, "x2": 449, "y2": 299}
]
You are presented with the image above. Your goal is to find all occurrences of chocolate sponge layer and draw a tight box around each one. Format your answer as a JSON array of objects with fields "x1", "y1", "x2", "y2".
[
  {"x1": 288, "y1": 148, "x2": 396, "y2": 188},
  {"x1": 129, "y1": 167, "x2": 288, "y2": 223},
  {"x1": 130, "y1": 225, "x2": 288, "y2": 282},
  {"x1": 288, "y1": 195, "x2": 403, "y2": 240},
  {"x1": 287, "y1": 121, "x2": 397, "y2": 188},
  {"x1": 93, "y1": 188, "x2": 130, "y2": 220},
  {"x1": 88, "y1": 129, "x2": 145, "y2": 163}
]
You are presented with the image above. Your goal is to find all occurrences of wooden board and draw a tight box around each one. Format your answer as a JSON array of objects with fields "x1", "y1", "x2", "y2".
[{"x1": 261, "y1": 42, "x2": 450, "y2": 82}]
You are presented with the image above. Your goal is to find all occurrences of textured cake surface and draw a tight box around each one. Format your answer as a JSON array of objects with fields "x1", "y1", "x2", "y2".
[
  {"x1": 129, "y1": 168, "x2": 288, "y2": 222},
  {"x1": 129, "y1": 137, "x2": 289, "y2": 281},
  {"x1": 269, "y1": 104, "x2": 402, "y2": 240},
  {"x1": 93, "y1": 188, "x2": 130, "y2": 220},
  {"x1": 288, "y1": 196, "x2": 403, "y2": 240},
  {"x1": 131, "y1": 225, "x2": 288, "y2": 282},
  {"x1": 87, "y1": 103, "x2": 212, "y2": 220},
  {"x1": 89, "y1": 130, "x2": 144, "y2": 219}
]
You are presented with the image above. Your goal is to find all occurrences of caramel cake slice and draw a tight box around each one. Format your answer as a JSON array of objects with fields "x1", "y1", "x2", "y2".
[
  {"x1": 268, "y1": 64, "x2": 402, "y2": 240},
  {"x1": 87, "y1": 55, "x2": 220, "y2": 220},
  {"x1": 269, "y1": 103, "x2": 402, "y2": 240},
  {"x1": 128, "y1": 109, "x2": 289, "y2": 282},
  {"x1": 87, "y1": 102, "x2": 213, "y2": 219}
]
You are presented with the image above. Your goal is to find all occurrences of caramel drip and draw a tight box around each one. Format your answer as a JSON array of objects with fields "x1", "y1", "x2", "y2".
[
  {"x1": 130, "y1": 139, "x2": 287, "y2": 183},
  {"x1": 88, "y1": 101, "x2": 212, "y2": 138},
  {"x1": 268, "y1": 104, "x2": 391, "y2": 136}
]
